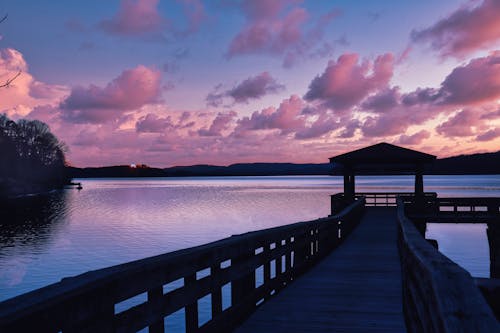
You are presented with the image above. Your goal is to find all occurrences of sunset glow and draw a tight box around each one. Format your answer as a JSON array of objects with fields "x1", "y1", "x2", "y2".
[{"x1": 0, "y1": 0, "x2": 499, "y2": 167}]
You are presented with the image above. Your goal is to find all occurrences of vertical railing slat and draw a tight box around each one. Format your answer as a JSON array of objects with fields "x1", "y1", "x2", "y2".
[
  {"x1": 211, "y1": 264, "x2": 222, "y2": 317},
  {"x1": 184, "y1": 274, "x2": 199, "y2": 333},
  {"x1": 148, "y1": 286, "x2": 165, "y2": 333}
]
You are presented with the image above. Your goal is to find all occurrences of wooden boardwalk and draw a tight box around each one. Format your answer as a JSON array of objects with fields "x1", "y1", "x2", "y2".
[{"x1": 235, "y1": 207, "x2": 406, "y2": 333}]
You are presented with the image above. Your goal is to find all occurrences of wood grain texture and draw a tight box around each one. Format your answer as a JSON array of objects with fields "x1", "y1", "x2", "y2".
[{"x1": 235, "y1": 207, "x2": 406, "y2": 333}]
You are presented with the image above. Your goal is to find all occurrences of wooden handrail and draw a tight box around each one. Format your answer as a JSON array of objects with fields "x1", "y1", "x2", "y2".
[
  {"x1": 0, "y1": 199, "x2": 366, "y2": 332},
  {"x1": 404, "y1": 196, "x2": 500, "y2": 222},
  {"x1": 331, "y1": 192, "x2": 437, "y2": 211},
  {"x1": 396, "y1": 197, "x2": 499, "y2": 332}
]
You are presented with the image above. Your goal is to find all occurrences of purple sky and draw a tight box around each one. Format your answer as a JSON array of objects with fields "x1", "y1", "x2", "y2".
[{"x1": 0, "y1": 0, "x2": 499, "y2": 167}]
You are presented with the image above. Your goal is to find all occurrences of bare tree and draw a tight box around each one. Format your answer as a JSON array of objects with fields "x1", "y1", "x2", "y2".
[{"x1": 0, "y1": 14, "x2": 21, "y2": 88}]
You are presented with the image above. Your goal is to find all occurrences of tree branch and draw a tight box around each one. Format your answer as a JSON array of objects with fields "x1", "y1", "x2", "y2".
[{"x1": 0, "y1": 71, "x2": 21, "y2": 88}]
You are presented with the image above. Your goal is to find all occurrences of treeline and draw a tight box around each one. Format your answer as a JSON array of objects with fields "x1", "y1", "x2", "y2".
[
  {"x1": 67, "y1": 152, "x2": 500, "y2": 178},
  {"x1": 0, "y1": 114, "x2": 68, "y2": 197}
]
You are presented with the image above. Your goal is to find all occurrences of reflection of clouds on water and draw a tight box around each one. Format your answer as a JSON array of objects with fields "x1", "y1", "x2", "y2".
[
  {"x1": 0, "y1": 257, "x2": 32, "y2": 286},
  {"x1": 0, "y1": 176, "x2": 499, "y2": 303}
]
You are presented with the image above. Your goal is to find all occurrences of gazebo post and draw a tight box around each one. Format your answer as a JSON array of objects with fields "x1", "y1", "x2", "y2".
[
  {"x1": 350, "y1": 173, "x2": 356, "y2": 202},
  {"x1": 414, "y1": 164, "x2": 424, "y2": 198},
  {"x1": 343, "y1": 173, "x2": 350, "y2": 198},
  {"x1": 343, "y1": 167, "x2": 355, "y2": 203}
]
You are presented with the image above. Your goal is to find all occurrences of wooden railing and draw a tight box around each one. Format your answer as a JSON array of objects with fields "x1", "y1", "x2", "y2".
[
  {"x1": 396, "y1": 197, "x2": 499, "y2": 332},
  {"x1": 358, "y1": 192, "x2": 436, "y2": 207},
  {"x1": 0, "y1": 199, "x2": 365, "y2": 333},
  {"x1": 331, "y1": 192, "x2": 436, "y2": 213},
  {"x1": 404, "y1": 197, "x2": 500, "y2": 222}
]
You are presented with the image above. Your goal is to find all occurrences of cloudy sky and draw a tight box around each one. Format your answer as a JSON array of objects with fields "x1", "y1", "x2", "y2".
[{"x1": 0, "y1": 0, "x2": 499, "y2": 167}]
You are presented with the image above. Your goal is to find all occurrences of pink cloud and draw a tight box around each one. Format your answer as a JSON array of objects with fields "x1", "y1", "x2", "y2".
[
  {"x1": 60, "y1": 65, "x2": 161, "y2": 123},
  {"x1": 481, "y1": 108, "x2": 500, "y2": 120},
  {"x1": 398, "y1": 52, "x2": 500, "y2": 108},
  {"x1": 362, "y1": 87, "x2": 400, "y2": 112},
  {"x1": 397, "y1": 130, "x2": 430, "y2": 145},
  {"x1": 136, "y1": 113, "x2": 175, "y2": 133},
  {"x1": 227, "y1": 1, "x2": 338, "y2": 67},
  {"x1": 228, "y1": 8, "x2": 307, "y2": 56},
  {"x1": 438, "y1": 51, "x2": 500, "y2": 105},
  {"x1": 100, "y1": 0, "x2": 166, "y2": 36},
  {"x1": 338, "y1": 119, "x2": 360, "y2": 139},
  {"x1": 436, "y1": 109, "x2": 480, "y2": 137},
  {"x1": 0, "y1": 48, "x2": 68, "y2": 113},
  {"x1": 229, "y1": 72, "x2": 285, "y2": 103},
  {"x1": 234, "y1": 94, "x2": 305, "y2": 136},
  {"x1": 361, "y1": 114, "x2": 410, "y2": 137},
  {"x1": 401, "y1": 87, "x2": 440, "y2": 106},
  {"x1": 198, "y1": 111, "x2": 237, "y2": 136},
  {"x1": 476, "y1": 128, "x2": 500, "y2": 141},
  {"x1": 304, "y1": 53, "x2": 394, "y2": 110},
  {"x1": 25, "y1": 105, "x2": 60, "y2": 124},
  {"x1": 411, "y1": 0, "x2": 500, "y2": 58},
  {"x1": 294, "y1": 113, "x2": 339, "y2": 139},
  {"x1": 206, "y1": 72, "x2": 285, "y2": 107}
]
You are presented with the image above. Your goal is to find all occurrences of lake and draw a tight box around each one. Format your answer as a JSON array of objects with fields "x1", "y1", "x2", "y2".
[{"x1": 1, "y1": 175, "x2": 499, "y2": 304}]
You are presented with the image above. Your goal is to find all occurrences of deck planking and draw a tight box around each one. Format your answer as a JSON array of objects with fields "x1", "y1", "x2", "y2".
[{"x1": 235, "y1": 207, "x2": 406, "y2": 333}]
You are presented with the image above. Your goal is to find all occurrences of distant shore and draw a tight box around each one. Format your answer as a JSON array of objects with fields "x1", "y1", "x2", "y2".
[{"x1": 67, "y1": 150, "x2": 500, "y2": 178}]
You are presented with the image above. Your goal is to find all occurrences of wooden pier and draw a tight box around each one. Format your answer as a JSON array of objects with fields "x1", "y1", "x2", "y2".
[{"x1": 235, "y1": 207, "x2": 406, "y2": 333}]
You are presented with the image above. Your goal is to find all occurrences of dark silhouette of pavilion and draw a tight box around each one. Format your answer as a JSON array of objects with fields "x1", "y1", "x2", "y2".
[{"x1": 330, "y1": 142, "x2": 436, "y2": 204}]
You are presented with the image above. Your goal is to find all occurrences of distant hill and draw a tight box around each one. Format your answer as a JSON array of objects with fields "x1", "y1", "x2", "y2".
[
  {"x1": 66, "y1": 151, "x2": 500, "y2": 178},
  {"x1": 429, "y1": 151, "x2": 500, "y2": 174},
  {"x1": 163, "y1": 163, "x2": 332, "y2": 176}
]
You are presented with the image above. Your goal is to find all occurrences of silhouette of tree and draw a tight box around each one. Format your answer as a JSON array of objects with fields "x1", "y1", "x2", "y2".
[{"x1": 0, "y1": 114, "x2": 68, "y2": 197}]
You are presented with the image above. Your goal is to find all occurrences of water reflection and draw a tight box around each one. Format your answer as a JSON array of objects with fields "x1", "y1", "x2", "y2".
[
  {"x1": 0, "y1": 176, "x2": 498, "y2": 302},
  {"x1": 0, "y1": 191, "x2": 69, "y2": 254}
]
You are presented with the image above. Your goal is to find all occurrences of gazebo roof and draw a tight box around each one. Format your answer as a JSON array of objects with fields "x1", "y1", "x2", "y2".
[{"x1": 329, "y1": 142, "x2": 436, "y2": 174}]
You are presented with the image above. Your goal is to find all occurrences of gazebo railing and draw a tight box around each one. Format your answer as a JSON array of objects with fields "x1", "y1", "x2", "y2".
[
  {"x1": 331, "y1": 192, "x2": 437, "y2": 213},
  {"x1": 358, "y1": 192, "x2": 437, "y2": 207}
]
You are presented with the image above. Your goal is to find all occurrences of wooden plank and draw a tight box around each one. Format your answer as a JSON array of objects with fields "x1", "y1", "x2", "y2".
[{"x1": 234, "y1": 207, "x2": 406, "y2": 333}]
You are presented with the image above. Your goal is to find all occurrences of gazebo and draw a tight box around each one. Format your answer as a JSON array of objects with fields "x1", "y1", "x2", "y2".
[{"x1": 329, "y1": 143, "x2": 436, "y2": 209}]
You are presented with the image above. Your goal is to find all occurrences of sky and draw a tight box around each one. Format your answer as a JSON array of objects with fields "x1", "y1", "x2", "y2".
[{"x1": 0, "y1": 0, "x2": 499, "y2": 167}]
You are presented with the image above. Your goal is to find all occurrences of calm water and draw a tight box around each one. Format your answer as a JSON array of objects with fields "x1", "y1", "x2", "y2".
[{"x1": 1, "y1": 175, "x2": 499, "y2": 305}]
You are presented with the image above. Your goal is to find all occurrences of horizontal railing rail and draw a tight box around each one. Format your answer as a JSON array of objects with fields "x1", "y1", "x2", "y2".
[
  {"x1": 358, "y1": 192, "x2": 436, "y2": 207},
  {"x1": 331, "y1": 192, "x2": 436, "y2": 212},
  {"x1": 396, "y1": 197, "x2": 499, "y2": 332},
  {"x1": 404, "y1": 197, "x2": 500, "y2": 222},
  {"x1": 0, "y1": 198, "x2": 366, "y2": 333}
]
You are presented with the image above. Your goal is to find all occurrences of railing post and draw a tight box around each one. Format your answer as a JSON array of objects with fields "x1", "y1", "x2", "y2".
[
  {"x1": 211, "y1": 263, "x2": 223, "y2": 317},
  {"x1": 231, "y1": 247, "x2": 256, "y2": 319},
  {"x1": 487, "y1": 219, "x2": 500, "y2": 279},
  {"x1": 286, "y1": 237, "x2": 292, "y2": 273},
  {"x1": 148, "y1": 286, "x2": 165, "y2": 333},
  {"x1": 263, "y1": 244, "x2": 271, "y2": 300},
  {"x1": 185, "y1": 274, "x2": 199, "y2": 333},
  {"x1": 64, "y1": 286, "x2": 115, "y2": 333},
  {"x1": 293, "y1": 231, "x2": 309, "y2": 274}
]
